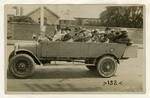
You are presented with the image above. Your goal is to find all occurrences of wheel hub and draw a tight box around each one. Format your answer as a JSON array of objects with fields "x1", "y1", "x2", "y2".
[
  {"x1": 19, "y1": 63, "x2": 26, "y2": 68},
  {"x1": 16, "y1": 61, "x2": 28, "y2": 73},
  {"x1": 101, "y1": 60, "x2": 114, "y2": 73},
  {"x1": 106, "y1": 65, "x2": 110, "y2": 70}
]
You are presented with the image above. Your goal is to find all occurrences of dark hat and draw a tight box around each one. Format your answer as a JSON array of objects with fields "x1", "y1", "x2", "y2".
[
  {"x1": 105, "y1": 27, "x2": 111, "y2": 31},
  {"x1": 65, "y1": 27, "x2": 71, "y2": 31}
]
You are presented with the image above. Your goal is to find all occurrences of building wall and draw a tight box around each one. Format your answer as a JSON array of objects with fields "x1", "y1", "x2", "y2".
[
  {"x1": 59, "y1": 20, "x2": 76, "y2": 25},
  {"x1": 28, "y1": 9, "x2": 59, "y2": 24},
  {"x1": 7, "y1": 23, "x2": 56, "y2": 40},
  {"x1": 28, "y1": 10, "x2": 41, "y2": 24},
  {"x1": 44, "y1": 9, "x2": 59, "y2": 24},
  {"x1": 75, "y1": 18, "x2": 101, "y2": 26}
]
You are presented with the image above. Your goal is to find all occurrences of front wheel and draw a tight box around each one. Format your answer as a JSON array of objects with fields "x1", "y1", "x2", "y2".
[
  {"x1": 8, "y1": 54, "x2": 35, "y2": 78},
  {"x1": 96, "y1": 56, "x2": 117, "y2": 78}
]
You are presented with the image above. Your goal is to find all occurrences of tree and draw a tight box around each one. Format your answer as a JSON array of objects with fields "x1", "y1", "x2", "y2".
[{"x1": 99, "y1": 6, "x2": 143, "y2": 28}]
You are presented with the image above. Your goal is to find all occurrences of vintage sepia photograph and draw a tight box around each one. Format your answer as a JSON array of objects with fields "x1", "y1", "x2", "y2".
[{"x1": 5, "y1": 4, "x2": 145, "y2": 93}]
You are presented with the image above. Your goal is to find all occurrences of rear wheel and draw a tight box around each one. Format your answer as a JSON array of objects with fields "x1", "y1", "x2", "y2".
[
  {"x1": 96, "y1": 56, "x2": 117, "y2": 78},
  {"x1": 8, "y1": 54, "x2": 35, "y2": 78}
]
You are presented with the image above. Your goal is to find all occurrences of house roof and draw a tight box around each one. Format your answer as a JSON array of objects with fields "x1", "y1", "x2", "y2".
[{"x1": 26, "y1": 7, "x2": 60, "y2": 18}]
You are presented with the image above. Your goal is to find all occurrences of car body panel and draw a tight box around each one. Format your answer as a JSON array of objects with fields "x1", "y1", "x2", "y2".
[
  {"x1": 36, "y1": 40, "x2": 127, "y2": 58},
  {"x1": 12, "y1": 39, "x2": 136, "y2": 64},
  {"x1": 123, "y1": 46, "x2": 137, "y2": 58}
]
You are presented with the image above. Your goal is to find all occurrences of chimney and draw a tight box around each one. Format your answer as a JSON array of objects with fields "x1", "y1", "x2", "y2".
[
  {"x1": 13, "y1": 6, "x2": 23, "y2": 16},
  {"x1": 13, "y1": 6, "x2": 19, "y2": 16},
  {"x1": 19, "y1": 7, "x2": 23, "y2": 16}
]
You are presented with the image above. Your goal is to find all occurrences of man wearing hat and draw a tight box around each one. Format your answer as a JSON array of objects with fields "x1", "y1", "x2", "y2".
[
  {"x1": 61, "y1": 27, "x2": 73, "y2": 42},
  {"x1": 107, "y1": 29, "x2": 116, "y2": 43},
  {"x1": 114, "y1": 28, "x2": 132, "y2": 46}
]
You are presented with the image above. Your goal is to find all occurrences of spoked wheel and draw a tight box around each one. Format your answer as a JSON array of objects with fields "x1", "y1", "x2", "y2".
[
  {"x1": 86, "y1": 66, "x2": 96, "y2": 71},
  {"x1": 8, "y1": 54, "x2": 35, "y2": 78},
  {"x1": 97, "y1": 56, "x2": 117, "y2": 78}
]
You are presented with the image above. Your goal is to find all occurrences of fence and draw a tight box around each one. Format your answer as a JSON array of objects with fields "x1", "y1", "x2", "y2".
[
  {"x1": 7, "y1": 23, "x2": 56, "y2": 40},
  {"x1": 7, "y1": 23, "x2": 143, "y2": 44}
]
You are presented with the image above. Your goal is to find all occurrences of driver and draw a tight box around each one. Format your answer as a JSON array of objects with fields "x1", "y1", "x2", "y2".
[{"x1": 52, "y1": 29, "x2": 62, "y2": 41}]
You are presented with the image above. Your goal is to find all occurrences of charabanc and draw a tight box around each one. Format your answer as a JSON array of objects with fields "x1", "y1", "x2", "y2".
[{"x1": 8, "y1": 31, "x2": 137, "y2": 78}]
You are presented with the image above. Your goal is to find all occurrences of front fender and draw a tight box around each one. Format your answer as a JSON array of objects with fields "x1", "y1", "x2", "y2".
[{"x1": 9, "y1": 49, "x2": 42, "y2": 65}]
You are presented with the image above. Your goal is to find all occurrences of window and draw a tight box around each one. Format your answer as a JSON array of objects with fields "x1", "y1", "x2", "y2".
[{"x1": 38, "y1": 17, "x2": 47, "y2": 24}]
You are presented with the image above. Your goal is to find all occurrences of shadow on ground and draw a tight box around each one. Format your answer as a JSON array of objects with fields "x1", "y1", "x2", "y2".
[{"x1": 7, "y1": 66, "x2": 101, "y2": 79}]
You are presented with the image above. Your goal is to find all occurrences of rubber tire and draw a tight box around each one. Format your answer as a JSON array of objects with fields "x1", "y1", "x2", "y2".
[
  {"x1": 8, "y1": 54, "x2": 35, "y2": 78},
  {"x1": 86, "y1": 66, "x2": 96, "y2": 71},
  {"x1": 96, "y1": 56, "x2": 117, "y2": 78}
]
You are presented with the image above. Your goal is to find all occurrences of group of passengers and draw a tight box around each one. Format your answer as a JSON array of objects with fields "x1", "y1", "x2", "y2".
[
  {"x1": 33, "y1": 26, "x2": 132, "y2": 46},
  {"x1": 49, "y1": 26, "x2": 132, "y2": 46}
]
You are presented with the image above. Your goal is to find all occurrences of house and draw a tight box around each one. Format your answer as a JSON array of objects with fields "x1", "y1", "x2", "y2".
[
  {"x1": 59, "y1": 19, "x2": 76, "y2": 26},
  {"x1": 75, "y1": 17, "x2": 101, "y2": 26},
  {"x1": 26, "y1": 7, "x2": 60, "y2": 25},
  {"x1": 7, "y1": 7, "x2": 60, "y2": 40}
]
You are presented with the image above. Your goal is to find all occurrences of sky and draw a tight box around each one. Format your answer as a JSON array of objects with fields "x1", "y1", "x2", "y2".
[{"x1": 5, "y1": 4, "x2": 107, "y2": 19}]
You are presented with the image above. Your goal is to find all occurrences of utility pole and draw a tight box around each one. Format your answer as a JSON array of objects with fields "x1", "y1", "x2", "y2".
[
  {"x1": 40, "y1": 6, "x2": 44, "y2": 27},
  {"x1": 40, "y1": 6, "x2": 46, "y2": 37}
]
